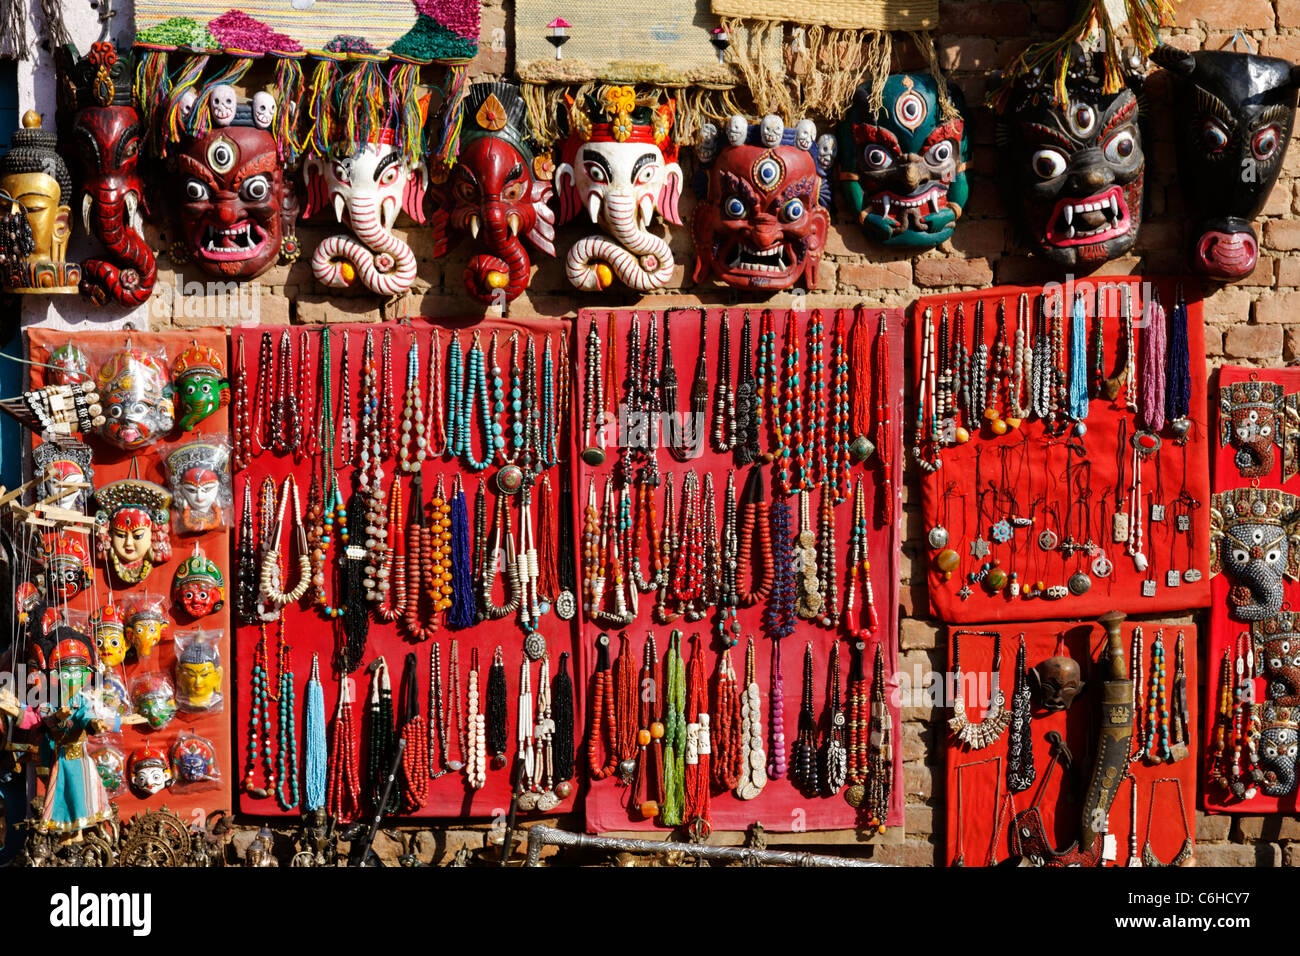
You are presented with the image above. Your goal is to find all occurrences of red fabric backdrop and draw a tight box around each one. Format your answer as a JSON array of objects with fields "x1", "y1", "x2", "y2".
[
  {"x1": 943, "y1": 619, "x2": 1199, "y2": 866},
  {"x1": 1202, "y1": 364, "x2": 1300, "y2": 813},
  {"x1": 914, "y1": 279, "x2": 1211, "y2": 623},
  {"x1": 232, "y1": 317, "x2": 581, "y2": 820},
  {"x1": 577, "y1": 307, "x2": 905, "y2": 834},
  {"x1": 27, "y1": 328, "x2": 234, "y2": 826}
]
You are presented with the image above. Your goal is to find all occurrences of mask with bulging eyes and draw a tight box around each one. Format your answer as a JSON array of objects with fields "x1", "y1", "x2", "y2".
[
  {"x1": 1211, "y1": 487, "x2": 1300, "y2": 621},
  {"x1": 997, "y1": 51, "x2": 1145, "y2": 268},
  {"x1": 1255, "y1": 612, "x2": 1300, "y2": 707},
  {"x1": 1153, "y1": 46, "x2": 1300, "y2": 281},
  {"x1": 1219, "y1": 379, "x2": 1294, "y2": 480},
  {"x1": 1258, "y1": 703, "x2": 1300, "y2": 797}
]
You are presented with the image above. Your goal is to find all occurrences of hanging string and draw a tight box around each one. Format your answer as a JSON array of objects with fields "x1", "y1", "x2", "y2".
[
  {"x1": 304, "y1": 59, "x2": 341, "y2": 156},
  {"x1": 303, "y1": 653, "x2": 327, "y2": 811},
  {"x1": 1165, "y1": 288, "x2": 1191, "y2": 423},
  {"x1": 1139, "y1": 289, "x2": 1167, "y2": 432},
  {"x1": 273, "y1": 57, "x2": 305, "y2": 164},
  {"x1": 1068, "y1": 292, "x2": 1090, "y2": 422}
]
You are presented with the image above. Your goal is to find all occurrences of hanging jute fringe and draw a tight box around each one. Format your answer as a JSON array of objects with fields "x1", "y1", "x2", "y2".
[
  {"x1": 0, "y1": 0, "x2": 27, "y2": 60},
  {"x1": 711, "y1": 0, "x2": 937, "y2": 31},
  {"x1": 521, "y1": 81, "x2": 735, "y2": 147}
]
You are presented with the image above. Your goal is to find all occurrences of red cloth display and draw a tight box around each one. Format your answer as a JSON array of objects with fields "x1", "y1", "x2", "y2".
[
  {"x1": 27, "y1": 328, "x2": 234, "y2": 825},
  {"x1": 1202, "y1": 364, "x2": 1300, "y2": 813},
  {"x1": 232, "y1": 317, "x2": 581, "y2": 820},
  {"x1": 943, "y1": 619, "x2": 1199, "y2": 866},
  {"x1": 577, "y1": 307, "x2": 905, "y2": 834},
  {"x1": 914, "y1": 279, "x2": 1211, "y2": 623}
]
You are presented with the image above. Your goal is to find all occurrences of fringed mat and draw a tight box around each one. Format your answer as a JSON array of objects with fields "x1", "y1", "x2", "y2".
[{"x1": 712, "y1": 0, "x2": 937, "y2": 30}]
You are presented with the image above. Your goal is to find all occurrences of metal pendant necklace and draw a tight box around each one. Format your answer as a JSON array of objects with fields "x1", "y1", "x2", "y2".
[
  {"x1": 949, "y1": 629, "x2": 1011, "y2": 749},
  {"x1": 1142, "y1": 777, "x2": 1193, "y2": 867}
]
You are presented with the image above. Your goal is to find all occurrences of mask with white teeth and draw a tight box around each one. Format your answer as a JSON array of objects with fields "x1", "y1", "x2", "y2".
[
  {"x1": 998, "y1": 52, "x2": 1145, "y2": 268},
  {"x1": 176, "y1": 123, "x2": 294, "y2": 279},
  {"x1": 837, "y1": 72, "x2": 970, "y2": 249},
  {"x1": 691, "y1": 114, "x2": 830, "y2": 291}
]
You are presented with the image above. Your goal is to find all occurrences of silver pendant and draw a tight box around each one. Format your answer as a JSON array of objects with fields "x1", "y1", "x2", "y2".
[
  {"x1": 1141, "y1": 580, "x2": 1157, "y2": 597},
  {"x1": 1068, "y1": 571, "x2": 1092, "y2": 595},
  {"x1": 928, "y1": 525, "x2": 950, "y2": 549},
  {"x1": 523, "y1": 632, "x2": 547, "y2": 661},
  {"x1": 555, "y1": 589, "x2": 576, "y2": 620},
  {"x1": 1038, "y1": 529, "x2": 1059, "y2": 551},
  {"x1": 1092, "y1": 554, "x2": 1114, "y2": 578},
  {"x1": 1166, "y1": 569, "x2": 1181, "y2": 588},
  {"x1": 970, "y1": 537, "x2": 991, "y2": 559},
  {"x1": 1150, "y1": 503, "x2": 1166, "y2": 522},
  {"x1": 536, "y1": 790, "x2": 560, "y2": 812},
  {"x1": 517, "y1": 791, "x2": 539, "y2": 812},
  {"x1": 1183, "y1": 568, "x2": 1203, "y2": 583},
  {"x1": 1112, "y1": 512, "x2": 1129, "y2": 543}
]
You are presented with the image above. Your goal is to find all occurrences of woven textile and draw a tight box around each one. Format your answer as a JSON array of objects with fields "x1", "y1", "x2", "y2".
[{"x1": 711, "y1": 0, "x2": 937, "y2": 30}]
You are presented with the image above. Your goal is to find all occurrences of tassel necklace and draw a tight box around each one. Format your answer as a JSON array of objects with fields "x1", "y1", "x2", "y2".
[
  {"x1": 1138, "y1": 288, "x2": 1167, "y2": 433},
  {"x1": 683, "y1": 635, "x2": 712, "y2": 836},
  {"x1": 326, "y1": 672, "x2": 362, "y2": 824},
  {"x1": 397, "y1": 651, "x2": 428, "y2": 811},
  {"x1": 585, "y1": 634, "x2": 618, "y2": 780},
  {"x1": 849, "y1": 304, "x2": 876, "y2": 463},
  {"x1": 735, "y1": 637, "x2": 767, "y2": 800},
  {"x1": 822, "y1": 641, "x2": 847, "y2": 794},
  {"x1": 486, "y1": 645, "x2": 509, "y2": 771},
  {"x1": 552, "y1": 651, "x2": 576, "y2": 798},
  {"x1": 632, "y1": 634, "x2": 664, "y2": 818},
  {"x1": 712, "y1": 645, "x2": 741, "y2": 791},
  {"x1": 659, "y1": 630, "x2": 687, "y2": 826},
  {"x1": 303, "y1": 653, "x2": 327, "y2": 811}
]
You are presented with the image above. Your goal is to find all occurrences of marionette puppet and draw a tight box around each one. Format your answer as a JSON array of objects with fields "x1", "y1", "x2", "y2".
[
  {"x1": 0, "y1": 111, "x2": 79, "y2": 293},
  {"x1": 42, "y1": 532, "x2": 92, "y2": 603},
  {"x1": 1152, "y1": 44, "x2": 1300, "y2": 281},
  {"x1": 836, "y1": 74, "x2": 969, "y2": 249},
  {"x1": 691, "y1": 114, "x2": 831, "y2": 290},
  {"x1": 58, "y1": 41, "x2": 156, "y2": 306},
  {"x1": 436, "y1": 81, "x2": 556, "y2": 304},
  {"x1": 555, "y1": 87, "x2": 683, "y2": 292}
]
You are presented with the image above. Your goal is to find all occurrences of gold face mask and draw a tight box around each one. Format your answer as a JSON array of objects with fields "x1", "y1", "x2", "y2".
[{"x1": 0, "y1": 111, "x2": 79, "y2": 293}]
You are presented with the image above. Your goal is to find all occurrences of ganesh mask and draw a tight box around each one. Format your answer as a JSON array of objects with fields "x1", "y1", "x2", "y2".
[
  {"x1": 1211, "y1": 488, "x2": 1300, "y2": 621},
  {"x1": 1220, "y1": 378, "x2": 1298, "y2": 480},
  {"x1": 555, "y1": 88, "x2": 683, "y2": 292},
  {"x1": 1255, "y1": 614, "x2": 1300, "y2": 707},
  {"x1": 692, "y1": 115, "x2": 830, "y2": 290},
  {"x1": 176, "y1": 123, "x2": 295, "y2": 279},
  {"x1": 1259, "y1": 704, "x2": 1299, "y2": 797},
  {"x1": 836, "y1": 74, "x2": 969, "y2": 248},
  {"x1": 1000, "y1": 53, "x2": 1145, "y2": 268},
  {"x1": 60, "y1": 41, "x2": 155, "y2": 306},
  {"x1": 1153, "y1": 46, "x2": 1299, "y2": 281},
  {"x1": 439, "y1": 82, "x2": 555, "y2": 304},
  {"x1": 304, "y1": 132, "x2": 428, "y2": 296}
]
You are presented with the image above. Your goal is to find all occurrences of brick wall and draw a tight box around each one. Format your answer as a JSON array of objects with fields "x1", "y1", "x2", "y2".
[{"x1": 43, "y1": 0, "x2": 1300, "y2": 864}]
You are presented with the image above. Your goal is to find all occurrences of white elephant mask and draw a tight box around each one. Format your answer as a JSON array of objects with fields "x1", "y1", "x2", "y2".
[
  {"x1": 555, "y1": 90, "x2": 682, "y2": 292},
  {"x1": 303, "y1": 136, "x2": 428, "y2": 296}
]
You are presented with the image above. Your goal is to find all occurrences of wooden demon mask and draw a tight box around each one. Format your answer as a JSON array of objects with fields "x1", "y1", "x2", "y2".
[
  {"x1": 1153, "y1": 46, "x2": 1300, "y2": 281},
  {"x1": 438, "y1": 82, "x2": 555, "y2": 304},
  {"x1": 836, "y1": 74, "x2": 969, "y2": 249},
  {"x1": 999, "y1": 53, "x2": 1145, "y2": 269},
  {"x1": 691, "y1": 114, "x2": 830, "y2": 290}
]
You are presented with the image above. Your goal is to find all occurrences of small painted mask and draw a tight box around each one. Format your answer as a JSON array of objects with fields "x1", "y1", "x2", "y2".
[
  {"x1": 171, "y1": 734, "x2": 217, "y2": 784},
  {"x1": 836, "y1": 74, "x2": 970, "y2": 248},
  {"x1": 93, "y1": 478, "x2": 172, "y2": 585},
  {"x1": 175, "y1": 634, "x2": 223, "y2": 711},
  {"x1": 691, "y1": 114, "x2": 831, "y2": 290},
  {"x1": 555, "y1": 88, "x2": 683, "y2": 292},
  {"x1": 90, "y1": 740, "x2": 126, "y2": 795},
  {"x1": 128, "y1": 744, "x2": 173, "y2": 795},
  {"x1": 125, "y1": 594, "x2": 170, "y2": 658},
  {"x1": 172, "y1": 345, "x2": 230, "y2": 430},
  {"x1": 132, "y1": 674, "x2": 177, "y2": 730},
  {"x1": 42, "y1": 532, "x2": 91, "y2": 602},
  {"x1": 32, "y1": 439, "x2": 94, "y2": 512},
  {"x1": 175, "y1": 123, "x2": 295, "y2": 279},
  {"x1": 439, "y1": 82, "x2": 556, "y2": 303},
  {"x1": 95, "y1": 347, "x2": 174, "y2": 450},
  {"x1": 48, "y1": 342, "x2": 92, "y2": 386},
  {"x1": 1029, "y1": 646, "x2": 1084, "y2": 711},
  {"x1": 172, "y1": 550, "x2": 225, "y2": 619},
  {"x1": 1153, "y1": 46, "x2": 1300, "y2": 280},
  {"x1": 1210, "y1": 487, "x2": 1300, "y2": 621},
  {"x1": 91, "y1": 603, "x2": 127, "y2": 668},
  {"x1": 999, "y1": 52, "x2": 1145, "y2": 268},
  {"x1": 164, "y1": 439, "x2": 230, "y2": 533}
]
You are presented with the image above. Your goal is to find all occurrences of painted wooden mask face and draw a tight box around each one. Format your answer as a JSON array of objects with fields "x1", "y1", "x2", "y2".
[
  {"x1": 692, "y1": 115, "x2": 830, "y2": 290},
  {"x1": 177, "y1": 125, "x2": 288, "y2": 279},
  {"x1": 836, "y1": 74, "x2": 969, "y2": 248},
  {"x1": 172, "y1": 551, "x2": 225, "y2": 619},
  {"x1": 1153, "y1": 47, "x2": 1299, "y2": 281},
  {"x1": 1002, "y1": 60, "x2": 1145, "y2": 268},
  {"x1": 172, "y1": 345, "x2": 229, "y2": 430},
  {"x1": 442, "y1": 82, "x2": 556, "y2": 304},
  {"x1": 95, "y1": 347, "x2": 174, "y2": 450},
  {"x1": 0, "y1": 111, "x2": 78, "y2": 292}
]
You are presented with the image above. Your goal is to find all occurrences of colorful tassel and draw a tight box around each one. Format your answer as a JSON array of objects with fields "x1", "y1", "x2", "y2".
[
  {"x1": 389, "y1": 62, "x2": 426, "y2": 169},
  {"x1": 164, "y1": 55, "x2": 210, "y2": 149},
  {"x1": 273, "y1": 57, "x2": 305, "y2": 164},
  {"x1": 305, "y1": 58, "x2": 341, "y2": 156},
  {"x1": 1139, "y1": 291, "x2": 1167, "y2": 433},
  {"x1": 339, "y1": 59, "x2": 385, "y2": 151},
  {"x1": 430, "y1": 63, "x2": 470, "y2": 170},
  {"x1": 186, "y1": 57, "x2": 253, "y2": 138},
  {"x1": 304, "y1": 653, "x2": 327, "y2": 810},
  {"x1": 134, "y1": 50, "x2": 173, "y2": 155}
]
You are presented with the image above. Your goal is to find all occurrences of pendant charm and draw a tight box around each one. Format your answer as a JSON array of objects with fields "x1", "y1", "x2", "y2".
[
  {"x1": 1038, "y1": 529, "x2": 1059, "y2": 551},
  {"x1": 496, "y1": 463, "x2": 524, "y2": 495},
  {"x1": 1169, "y1": 417, "x2": 1191, "y2": 443},
  {"x1": 1166, "y1": 569, "x2": 1181, "y2": 588},
  {"x1": 927, "y1": 525, "x2": 950, "y2": 549},
  {"x1": 958, "y1": 585, "x2": 973, "y2": 601},
  {"x1": 1141, "y1": 579, "x2": 1157, "y2": 597},
  {"x1": 970, "y1": 537, "x2": 991, "y2": 559},
  {"x1": 1176, "y1": 514, "x2": 1191, "y2": 532},
  {"x1": 1067, "y1": 571, "x2": 1092, "y2": 596},
  {"x1": 1044, "y1": 585, "x2": 1068, "y2": 600},
  {"x1": 1112, "y1": 512, "x2": 1130, "y2": 542},
  {"x1": 536, "y1": 789, "x2": 560, "y2": 812},
  {"x1": 991, "y1": 519, "x2": 1013, "y2": 544},
  {"x1": 849, "y1": 435, "x2": 876, "y2": 462},
  {"x1": 844, "y1": 782, "x2": 865, "y2": 808},
  {"x1": 555, "y1": 589, "x2": 576, "y2": 620},
  {"x1": 1132, "y1": 430, "x2": 1162, "y2": 458},
  {"x1": 1092, "y1": 554, "x2": 1114, "y2": 578},
  {"x1": 1132, "y1": 551, "x2": 1148, "y2": 572},
  {"x1": 517, "y1": 791, "x2": 539, "y2": 811},
  {"x1": 1150, "y1": 503, "x2": 1166, "y2": 522},
  {"x1": 1183, "y1": 568, "x2": 1203, "y2": 583},
  {"x1": 523, "y1": 632, "x2": 547, "y2": 661},
  {"x1": 581, "y1": 446, "x2": 606, "y2": 466}
]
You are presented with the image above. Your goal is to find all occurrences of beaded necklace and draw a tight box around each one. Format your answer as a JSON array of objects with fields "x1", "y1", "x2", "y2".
[
  {"x1": 913, "y1": 307, "x2": 941, "y2": 473},
  {"x1": 1170, "y1": 630, "x2": 1190, "y2": 761},
  {"x1": 516, "y1": 654, "x2": 538, "y2": 807},
  {"x1": 376, "y1": 478, "x2": 405, "y2": 623},
  {"x1": 428, "y1": 475, "x2": 453, "y2": 622},
  {"x1": 816, "y1": 480, "x2": 839, "y2": 630},
  {"x1": 757, "y1": 308, "x2": 777, "y2": 456},
  {"x1": 865, "y1": 645, "x2": 892, "y2": 833},
  {"x1": 659, "y1": 631, "x2": 687, "y2": 826},
  {"x1": 253, "y1": 476, "x2": 278, "y2": 620},
  {"x1": 478, "y1": 483, "x2": 521, "y2": 622},
  {"x1": 536, "y1": 474, "x2": 561, "y2": 610},
  {"x1": 849, "y1": 305, "x2": 876, "y2": 464},
  {"x1": 626, "y1": 460, "x2": 664, "y2": 594},
  {"x1": 844, "y1": 477, "x2": 878, "y2": 635},
  {"x1": 653, "y1": 473, "x2": 681, "y2": 625},
  {"x1": 366, "y1": 656, "x2": 398, "y2": 816},
  {"x1": 1009, "y1": 293, "x2": 1032, "y2": 421},
  {"x1": 448, "y1": 480, "x2": 478, "y2": 630},
  {"x1": 844, "y1": 640, "x2": 869, "y2": 807},
  {"x1": 791, "y1": 642, "x2": 819, "y2": 796},
  {"x1": 445, "y1": 639, "x2": 466, "y2": 774},
  {"x1": 712, "y1": 646, "x2": 741, "y2": 792},
  {"x1": 541, "y1": 335, "x2": 558, "y2": 469},
  {"x1": 552, "y1": 651, "x2": 576, "y2": 795},
  {"x1": 244, "y1": 626, "x2": 273, "y2": 798},
  {"x1": 400, "y1": 475, "x2": 434, "y2": 640},
  {"x1": 428, "y1": 642, "x2": 445, "y2": 776},
  {"x1": 516, "y1": 486, "x2": 543, "y2": 640},
  {"x1": 277, "y1": 329, "x2": 304, "y2": 456},
  {"x1": 233, "y1": 336, "x2": 252, "y2": 470},
  {"x1": 678, "y1": 311, "x2": 710, "y2": 463},
  {"x1": 398, "y1": 652, "x2": 428, "y2": 812},
  {"x1": 807, "y1": 309, "x2": 827, "y2": 487},
  {"x1": 683, "y1": 636, "x2": 713, "y2": 836},
  {"x1": 620, "y1": 313, "x2": 645, "y2": 481},
  {"x1": 586, "y1": 633, "x2": 618, "y2": 780},
  {"x1": 778, "y1": 313, "x2": 805, "y2": 494},
  {"x1": 273, "y1": 629, "x2": 298, "y2": 811},
  {"x1": 399, "y1": 337, "x2": 427, "y2": 474},
  {"x1": 589, "y1": 478, "x2": 635, "y2": 627},
  {"x1": 253, "y1": 331, "x2": 273, "y2": 455},
  {"x1": 668, "y1": 471, "x2": 705, "y2": 621},
  {"x1": 326, "y1": 673, "x2": 362, "y2": 824},
  {"x1": 687, "y1": 472, "x2": 718, "y2": 623},
  {"x1": 736, "y1": 468, "x2": 773, "y2": 606},
  {"x1": 258, "y1": 475, "x2": 311, "y2": 611},
  {"x1": 1142, "y1": 777, "x2": 1194, "y2": 866},
  {"x1": 236, "y1": 481, "x2": 258, "y2": 625},
  {"x1": 489, "y1": 331, "x2": 517, "y2": 468},
  {"x1": 298, "y1": 330, "x2": 317, "y2": 461},
  {"x1": 467, "y1": 648, "x2": 487, "y2": 789},
  {"x1": 765, "y1": 494, "x2": 797, "y2": 640},
  {"x1": 794, "y1": 488, "x2": 822, "y2": 621},
  {"x1": 611, "y1": 632, "x2": 639, "y2": 782},
  {"x1": 822, "y1": 641, "x2": 847, "y2": 793},
  {"x1": 829, "y1": 309, "x2": 851, "y2": 502},
  {"x1": 457, "y1": 332, "x2": 499, "y2": 472},
  {"x1": 1145, "y1": 629, "x2": 1173, "y2": 763},
  {"x1": 949, "y1": 630, "x2": 1011, "y2": 749},
  {"x1": 581, "y1": 316, "x2": 606, "y2": 466},
  {"x1": 716, "y1": 469, "x2": 740, "y2": 647},
  {"x1": 767, "y1": 638, "x2": 787, "y2": 779},
  {"x1": 486, "y1": 646, "x2": 509, "y2": 771},
  {"x1": 425, "y1": 328, "x2": 447, "y2": 458},
  {"x1": 337, "y1": 335, "x2": 356, "y2": 468},
  {"x1": 735, "y1": 637, "x2": 767, "y2": 800},
  {"x1": 711, "y1": 310, "x2": 734, "y2": 453},
  {"x1": 632, "y1": 634, "x2": 665, "y2": 817}
]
